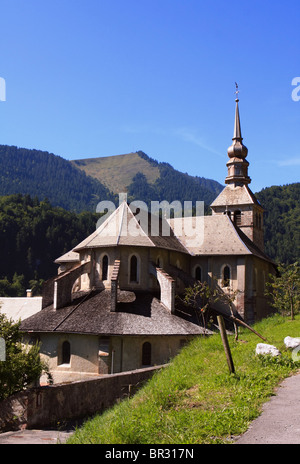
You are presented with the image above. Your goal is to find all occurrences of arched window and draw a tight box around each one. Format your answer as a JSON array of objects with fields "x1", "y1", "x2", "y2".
[
  {"x1": 234, "y1": 210, "x2": 241, "y2": 226},
  {"x1": 142, "y1": 342, "x2": 151, "y2": 366},
  {"x1": 195, "y1": 266, "x2": 202, "y2": 282},
  {"x1": 130, "y1": 255, "x2": 139, "y2": 283},
  {"x1": 62, "y1": 341, "x2": 71, "y2": 365},
  {"x1": 102, "y1": 254, "x2": 108, "y2": 280},
  {"x1": 223, "y1": 265, "x2": 231, "y2": 287}
]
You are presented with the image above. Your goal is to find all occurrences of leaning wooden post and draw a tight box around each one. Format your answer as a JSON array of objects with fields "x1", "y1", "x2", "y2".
[{"x1": 217, "y1": 315, "x2": 235, "y2": 374}]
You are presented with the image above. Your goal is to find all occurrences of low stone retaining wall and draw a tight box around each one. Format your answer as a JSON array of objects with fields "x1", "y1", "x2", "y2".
[{"x1": 0, "y1": 365, "x2": 164, "y2": 432}]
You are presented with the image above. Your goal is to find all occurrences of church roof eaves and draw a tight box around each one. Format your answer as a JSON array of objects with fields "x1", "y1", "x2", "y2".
[
  {"x1": 20, "y1": 290, "x2": 207, "y2": 337},
  {"x1": 54, "y1": 250, "x2": 80, "y2": 264},
  {"x1": 210, "y1": 184, "x2": 263, "y2": 209},
  {"x1": 73, "y1": 201, "x2": 189, "y2": 254},
  {"x1": 169, "y1": 214, "x2": 273, "y2": 262}
]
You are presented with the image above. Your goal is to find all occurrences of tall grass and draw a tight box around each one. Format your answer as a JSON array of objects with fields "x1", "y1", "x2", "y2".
[{"x1": 67, "y1": 314, "x2": 300, "y2": 444}]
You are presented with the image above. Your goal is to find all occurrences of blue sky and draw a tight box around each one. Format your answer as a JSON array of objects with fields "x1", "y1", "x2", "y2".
[{"x1": 0, "y1": 0, "x2": 299, "y2": 193}]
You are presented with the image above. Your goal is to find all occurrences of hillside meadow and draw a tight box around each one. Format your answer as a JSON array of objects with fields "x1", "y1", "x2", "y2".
[
  {"x1": 72, "y1": 152, "x2": 160, "y2": 194},
  {"x1": 67, "y1": 314, "x2": 300, "y2": 445}
]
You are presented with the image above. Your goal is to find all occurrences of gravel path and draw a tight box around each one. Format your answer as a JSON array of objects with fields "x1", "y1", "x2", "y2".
[
  {"x1": 0, "y1": 427, "x2": 74, "y2": 444},
  {"x1": 236, "y1": 372, "x2": 300, "y2": 444}
]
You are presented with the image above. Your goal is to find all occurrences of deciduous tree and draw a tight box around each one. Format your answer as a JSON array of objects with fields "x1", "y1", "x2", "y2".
[
  {"x1": 0, "y1": 313, "x2": 52, "y2": 400},
  {"x1": 265, "y1": 262, "x2": 300, "y2": 320}
]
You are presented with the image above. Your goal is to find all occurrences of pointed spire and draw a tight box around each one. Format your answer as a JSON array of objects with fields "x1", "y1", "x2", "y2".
[
  {"x1": 233, "y1": 98, "x2": 242, "y2": 141},
  {"x1": 233, "y1": 83, "x2": 242, "y2": 140},
  {"x1": 227, "y1": 93, "x2": 248, "y2": 160},
  {"x1": 225, "y1": 86, "x2": 251, "y2": 186}
]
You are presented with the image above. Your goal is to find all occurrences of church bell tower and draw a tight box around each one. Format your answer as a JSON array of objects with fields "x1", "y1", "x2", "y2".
[
  {"x1": 210, "y1": 89, "x2": 264, "y2": 250},
  {"x1": 225, "y1": 96, "x2": 250, "y2": 186}
]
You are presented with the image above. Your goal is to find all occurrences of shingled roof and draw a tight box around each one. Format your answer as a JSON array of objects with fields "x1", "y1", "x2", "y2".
[
  {"x1": 168, "y1": 214, "x2": 272, "y2": 262},
  {"x1": 54, "y1": 249, "x2": 79, "y2": 264},
  {"x1": 55, "y1": 202, "x2": 272, "y2": 265},
  {"x1": 72, "y1": 201, "x2": 188, "y2": 254},
  {"x1": 211, "y1": 184, "x2": 263, "y2": 209},
  {"x1": 20, "y1": 290, "x2": 207, "y2": 336}
]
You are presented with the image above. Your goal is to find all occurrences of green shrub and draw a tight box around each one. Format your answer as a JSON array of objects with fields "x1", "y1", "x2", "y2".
[{"x1": 0, "y1": 313, "x2": 51, "y2": 400}]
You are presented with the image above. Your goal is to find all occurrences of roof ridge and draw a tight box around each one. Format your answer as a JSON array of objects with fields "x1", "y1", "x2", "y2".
[
  {"x1": 129, "y1": 203, "x2": 155, "y2": 244},
  {"x1": 53, "y1": 290, "x2": 93, "y2": 331},
  {"x1": 231, "y1": 220, "x2": 275, "y2": 263},
  {"x1": 244, "y1": 184, "x2": 264, "y2": 209},
  {"x1": 116, "y1": 201, "x2": 126, "y2": 245},
  {"x1": 120, "y1": 202, "x2": 156, "y2": 246}
]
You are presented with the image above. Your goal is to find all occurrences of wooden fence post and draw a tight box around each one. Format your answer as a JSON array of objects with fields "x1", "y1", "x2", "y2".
[{"x1": 217, "y1": 315, "x2": 235, "y2": 374}]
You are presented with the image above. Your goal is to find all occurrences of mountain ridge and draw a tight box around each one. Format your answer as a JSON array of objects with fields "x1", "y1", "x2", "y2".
[
  {"x1": 0, "y1": 145, "x2": 223, "y2": 212},
  {"x1": 72, "y1": 150, "x2": 223, "y2": 210}
]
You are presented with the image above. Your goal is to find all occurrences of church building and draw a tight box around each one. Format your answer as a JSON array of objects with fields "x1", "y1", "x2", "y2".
[{"x1": 21, "y1": 97, "x2": 275, "y2": 383}]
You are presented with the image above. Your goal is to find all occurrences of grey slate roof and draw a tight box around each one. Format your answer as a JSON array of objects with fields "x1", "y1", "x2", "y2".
[
  {"x1": 54, "y1": 250, "x2": 80, "y2": 264},
  {"x1": 55, "y1": 203, "x2": 272, "y2": 265},
  {"x1": 20, "y1": 290, "x2": 207, "y2": 336},
  {"x1": 168, "y1": 214, "x2": 272, "y2": 262},
  {"x1": 211, "y1": 184, "x2": 263, "y2": 209},
  {"x1": 72, "y1": 201, "x2": 189, "y2": 255}
]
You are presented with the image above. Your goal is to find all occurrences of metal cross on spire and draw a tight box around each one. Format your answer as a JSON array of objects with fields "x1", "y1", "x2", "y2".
[{"x1": 234, "y1": 82, "x2": 239, "y2": 100}]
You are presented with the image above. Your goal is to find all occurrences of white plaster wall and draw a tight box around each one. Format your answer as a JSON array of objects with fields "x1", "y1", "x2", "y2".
[{"x1": 0, "y1": 297, "x2": 42, "y2": 322}]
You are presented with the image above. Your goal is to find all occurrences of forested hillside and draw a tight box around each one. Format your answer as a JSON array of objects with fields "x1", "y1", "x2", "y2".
[
  {"x1": 0, "y1": 145, "x2": 223, "y2": 213},
  {"x1": 256, "y1": 183, "x2": 299, "y2": 264},
  {"x1": 0, "y1": 194, "x2": 99, "y2": 296},
  {"x1": 0, "y1": 145, "x2": 114, "y2": 212},
  {"x1": 129, "y1": 151, "x2": 223, "y2": 208}
]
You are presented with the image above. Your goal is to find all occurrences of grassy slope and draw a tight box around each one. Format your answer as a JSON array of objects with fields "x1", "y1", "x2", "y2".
[
  {"x1": 72, "y1": 153, "x2": 160, "y2": 194},
  {"x1": 67, "y1": 314, "x2": 300, "y2": 445}
]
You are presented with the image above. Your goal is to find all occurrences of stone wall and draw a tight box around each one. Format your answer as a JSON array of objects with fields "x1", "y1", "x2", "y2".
[
  {"x1": 148, "y1": 263, "x2": 175, "y2": 313},
  {"x1": 41, "y1": 261, "x2": 91, "y2": 310},
  {"x1": 0, "y1": 365, "x2": 164, "y2": 432},
  {"x1": 156, "y1": 268, "x2": 175, "y2": 313},
  {"x1": 54, "y1": 261, "x2": 91, "y2": 309}
]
